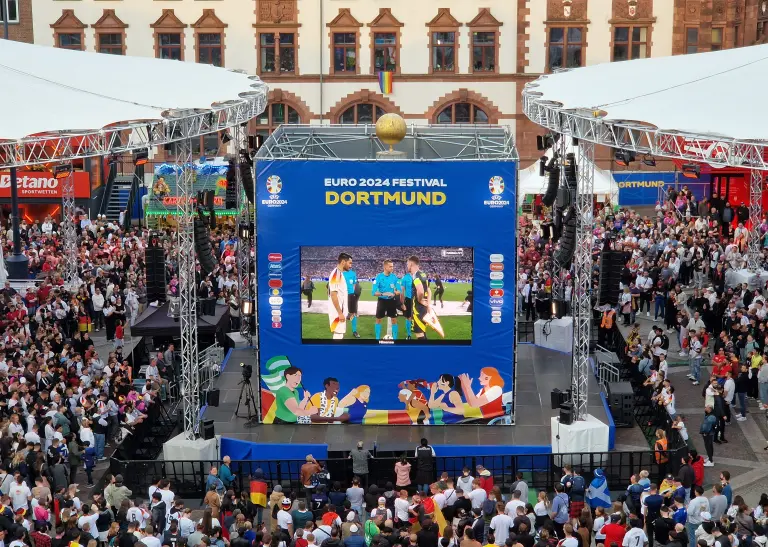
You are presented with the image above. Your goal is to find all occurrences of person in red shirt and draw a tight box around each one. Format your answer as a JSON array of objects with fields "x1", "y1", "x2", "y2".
[
  {"x1": 711, "y1": 349, "x2": 728, "y2": 381},
  {"x1": 690, "y1": 449, "x2": 705, "y2": 487},
  {"x1": 476, "y1": 465, "x2": 494, "y2": 495},
  {"x1": 601, "y1": 513, "x2": 626, "y2": 547}
]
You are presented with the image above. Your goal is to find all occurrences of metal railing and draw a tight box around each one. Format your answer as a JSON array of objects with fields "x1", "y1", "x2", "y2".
[
  {"x1": 111, "y1": 449, "x2": 670, "y2": 500},
  {"x1": 200, "y1": 343, "x2": 224, "y2": 392}
]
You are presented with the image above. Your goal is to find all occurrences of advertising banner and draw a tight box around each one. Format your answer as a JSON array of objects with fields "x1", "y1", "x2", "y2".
[
  {"x1": 614, "y1": 171, "x2": 708, "y2": 206},
  {"x1": 256, "y1": 160, "x2": 516, "y2": 426},
  {"x1": 0, "y1": 171, "x2": 91, "y2": 199}
]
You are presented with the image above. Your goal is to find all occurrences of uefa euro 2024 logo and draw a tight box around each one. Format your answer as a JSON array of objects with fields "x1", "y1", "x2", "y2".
[
  {"x1": 484, "y1": 176, "x2": 509, "y2": 208},
  {"x1": 266, "y1": 175, "x2": 282, "y2": 198},
  {"x1": 489, "y1": 176, "x2": 504, "y2": 197}
]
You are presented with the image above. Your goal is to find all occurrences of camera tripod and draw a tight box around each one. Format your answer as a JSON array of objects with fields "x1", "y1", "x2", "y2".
[{"x1": 235, "y1": 378, "x2": 259, "y2": 425}]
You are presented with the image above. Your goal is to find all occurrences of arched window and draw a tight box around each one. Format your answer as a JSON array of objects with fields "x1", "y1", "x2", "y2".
[
  {"x1": 338, "y1": 103, "x2": 386, "y2": 124},
  {"x1": 435, "y1": 103, "x2": 488, "y2": 124},
  {"x1": 253, "y1": 103, "x2": 301, "y2": 138}
]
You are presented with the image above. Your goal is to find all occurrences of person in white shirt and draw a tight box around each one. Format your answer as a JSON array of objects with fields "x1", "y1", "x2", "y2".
[
  {"x1": 126, "y1": 502, "x2": 149, "y2": 530},
  {"x1": 77, "y1": 505, "x2": 99, "y2": 533},
  {"x1": 623, "y1": 518, "x2": 649, "y2": 547},
  {"x1": 504, "y1": 490, "x2": 526, "y2": 517},
  {"x1": 140, "y1": 526, "x2": 162, "y2": 547},
  {"x1": 9, "y1": 476, "x2": 31, "y2": 511},
  {"x1": 490, "y1": 503, "x2": 514, "y2": 545},
  {"x1": 178, "y1": 508, "x2": 196, "y2": 537},
  {"x1": 277, "y1": 499, "x2": 293, "y2": 535},
  {"x1": 688, "y1": 331, "x2": 703, "y2": 385},
  {"x1": 468, "y1": 481, "x2": 487, "y2": 510},
  {"x1": 560, "y1": 524, "x2": 579, "y2": 547},
  {"x1": 593, "y1": 507, "x2": 607, "y2": 543},
  {"x1": 394, "y1": 491, "x2": 410, "y2": 523}
]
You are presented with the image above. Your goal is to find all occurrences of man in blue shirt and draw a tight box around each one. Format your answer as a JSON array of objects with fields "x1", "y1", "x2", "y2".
[
  {"x1": 550, "y1": 483, "x2": 570, "y2": 539},
  {"x1": 400, "y1": 269, "x2": 413, "y2": 340},
  {"x1": 344, "y1": 268, "x2": 361, "y2": 338},
  {"x1": 372, "y1": 260, "x2": 400, "y2": 340},
  {"x1": 720, "y1": 471, "x2": 732, "y2": 506}
]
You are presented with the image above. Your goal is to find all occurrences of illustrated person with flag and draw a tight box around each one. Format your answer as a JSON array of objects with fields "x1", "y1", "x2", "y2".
[
  {"x1": 250, "y1": 468, "x2": 268, "y2": 526},
  {"x1": 344, "y1": 265, "x2": 361, "y2": 339},
  {"x1": 372, "y1": 259, "x2": 401, "y2": 340},
  {"x1": 586, "y1": 468, "x2": 612, "y2": 509},
  {"x1": 328, "y1": 253, "x2": 352, "y2": 340}
]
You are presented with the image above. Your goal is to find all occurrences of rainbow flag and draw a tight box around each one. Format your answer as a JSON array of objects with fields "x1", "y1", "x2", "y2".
[
  {"x1": 250, "y1": 480, "x2": 267, "y2": 507},
  {"x1": 378, "y1": 71, "x2": 393, "y2": 94}
]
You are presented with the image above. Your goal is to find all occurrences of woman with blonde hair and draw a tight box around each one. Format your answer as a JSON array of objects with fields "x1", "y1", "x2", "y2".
[{"x1": 534, "y1": 490, "x2": 551, "y2": 529}]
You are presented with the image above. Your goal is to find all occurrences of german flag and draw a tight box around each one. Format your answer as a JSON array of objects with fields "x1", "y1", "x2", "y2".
[{"x1": 250, "y1": 480, "x2": 267, "y2": 507}]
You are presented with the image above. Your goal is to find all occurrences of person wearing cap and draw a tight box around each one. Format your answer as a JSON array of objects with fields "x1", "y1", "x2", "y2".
[
  {"x1": 602, "y1": 513, "x2": 626, "y2": 547},
  {"x1": 277, "y1": 497, "x2": 294, "y2": 537},
  {"x1": 370, "y1": 497, "x2": 392, "y2": 521},
  {"x1": 345, "y1": 523, "x2": 365, "y2": 547}
]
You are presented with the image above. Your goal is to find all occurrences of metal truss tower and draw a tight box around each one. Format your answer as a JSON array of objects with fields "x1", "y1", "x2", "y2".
[
  {"x1": 235, "y1": 124, "x2": 253, "y2": 342},
  {"x1": 61, "y1": 170, "x2": 79, "y2": 287},
  {"x1": 550, "y1": 137, "x2": 568, "y2": 302},
  {"x1": 748, "y1": 168, "x2": 763, "y2": 272},
  {"x1": 571, "y1": 141, "x2": 595, "y2": 421},
  {"x1": 173, "y1": 119, "x2": 200, "y2": 439}
]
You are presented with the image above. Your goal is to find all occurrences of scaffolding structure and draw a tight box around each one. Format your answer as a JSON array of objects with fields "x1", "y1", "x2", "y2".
[
  {"x1": 523, "y1": 65, "x2": 768, "y2": 422},
  {"x1": 256, "y1": 124, "x2": 516, "y2": 161},
  {"x1": 235, "y1": 124, "x2": 253, "y2": 343},
  {"x1": 572, "y1": 141, "x2": 595, "y2": 421},
  {"x1": 0, "y1": 69, "x2": 268, "y2": 439},
  {"x1": 748, "y1": 168, "x2": 764, "y2": 272},
  {"x1": 61, "y1": 170, "x2": 79, "y2": 287}
]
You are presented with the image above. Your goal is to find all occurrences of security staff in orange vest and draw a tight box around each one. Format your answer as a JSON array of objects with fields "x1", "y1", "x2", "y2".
[
  {"x1": 598, "y1": 307, "x2": 616, "y2": 347},
  {"x1": 654, "y1": 429, "x2": 669, "y2": 482}
]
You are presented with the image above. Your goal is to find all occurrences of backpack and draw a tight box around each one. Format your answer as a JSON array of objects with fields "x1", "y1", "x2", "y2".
[
  {"x1": 310, "y1": 469, "x2": 330, "y2": 489},
  {"x1": 570, "y1": 475, "x2": 585, "y2": 496}
]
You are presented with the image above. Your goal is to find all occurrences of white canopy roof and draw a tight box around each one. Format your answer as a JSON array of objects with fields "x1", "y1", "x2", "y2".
[
  {"x1": 525, "y1": 44, "x2": 768, "y2": 141},
  {"x1": 0, "y1": 40, "x2": 264, "y2": 142},
  {"x1": 518, "y1": 145, "x2": 618, "y2": 204}
]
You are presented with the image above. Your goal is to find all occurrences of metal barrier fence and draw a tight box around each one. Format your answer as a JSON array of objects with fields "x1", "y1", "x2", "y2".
[{"x1": 111, "y1": 450, "x2": 669, "y2": 501}]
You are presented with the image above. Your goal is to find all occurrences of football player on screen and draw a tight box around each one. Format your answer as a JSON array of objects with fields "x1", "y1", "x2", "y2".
[
  {"x1": 400, "y1": 264, "x2": 414, "y2": 340},
  {"x1": 344, "y1": 264, "x2": 361, "y2": 339},
  {"x1": 408, "y1": 255, "x2": 431, "y2": 340},
  {"x1": 327, "y1": 253, "x2": 352, "y2": 340}
]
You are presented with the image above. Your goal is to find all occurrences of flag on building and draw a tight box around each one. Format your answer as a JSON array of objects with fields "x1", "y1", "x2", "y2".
[
  {"x1": 378, "y1": 71, "x2": 393, "y2": 94},
  {"x1": 250, "y1": 479, "x2": 267, "y2": 507}
]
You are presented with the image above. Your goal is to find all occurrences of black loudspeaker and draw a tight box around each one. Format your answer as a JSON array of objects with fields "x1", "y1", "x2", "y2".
[
  {"x1": 194, "y1": 218, "x2": 217, "y2": 275},
  {"x1": 599, "y1": 250, "x2": 625, "y2": 305},
  {"x1": 201, "y1": 419, "x2": 215, "y2": 440},
  {"x1": 145, "y1": 234, "x2": 167, "y2": 304},
  {"x1": 225, "y1": 157, "x2": 237, "y2": 209},
  {"x1": 542, "y1": 165, "x2": 560, "y2": 207},
  {"x1": 550, "y1": 389, "x2": 566, "y2": 410},
  {"x1": 553, "y1": 208, "x2": 577, "y2": 265},
  {"x1": 607, "y1": 381, "x2": 634, "y2": 425},
  {"x1": 206, "y1": 389, "x2": 220, "y2": 407},
  {"x1": 240, "y1": 162, "x2": 254, "y2": 207},
  {"x1": 559, "y1": 402, "x2": 574, "y2": 425}
]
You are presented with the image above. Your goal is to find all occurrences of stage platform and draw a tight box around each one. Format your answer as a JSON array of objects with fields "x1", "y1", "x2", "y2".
[{"x1": 201, "y1": 344, "x2": 611, "y2": 456}]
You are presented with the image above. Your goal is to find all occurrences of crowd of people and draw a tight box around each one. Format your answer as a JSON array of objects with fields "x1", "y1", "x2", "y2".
[
  {"x1": 518, "y1": 185, "x2": 768, "y2": 464},
  {"x1": 179, "y1": 443, "x2": 768, "y2": 547},
  {"x1": 0, "y1": 210, "x2": 235, "y2": 547}
]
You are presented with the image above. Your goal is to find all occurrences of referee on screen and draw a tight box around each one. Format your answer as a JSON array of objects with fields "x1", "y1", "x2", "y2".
[
  {"x1": 372, "y1": 259, "x2": 400, "y2": 340},
  {"x1": 344, "y1": 267, "x2": 361, "y2": 339}
]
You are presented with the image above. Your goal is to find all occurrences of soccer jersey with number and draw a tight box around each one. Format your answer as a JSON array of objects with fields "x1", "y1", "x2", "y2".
[{"x1": 327, "y1": 267, "x2": 347, "y2": 334}]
